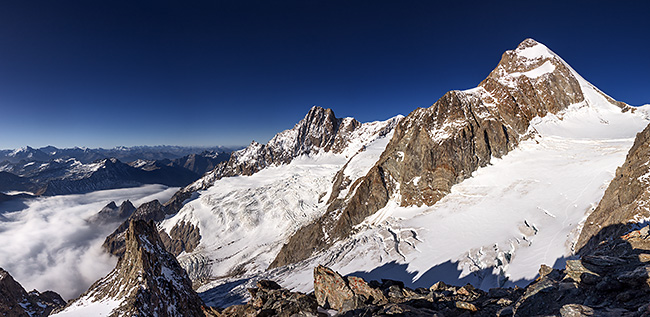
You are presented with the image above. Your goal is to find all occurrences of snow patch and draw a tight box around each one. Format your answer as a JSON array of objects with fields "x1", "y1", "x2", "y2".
[
  {"x1": 516, "y1": 42, "x2": 555, "y2": 61},
  {"x1": 52, "y1": 298, "x2": 122, "y2": 316}
]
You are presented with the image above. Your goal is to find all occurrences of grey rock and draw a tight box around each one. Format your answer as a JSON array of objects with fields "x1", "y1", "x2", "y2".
[{"x1": 560, "y1": 303, "x2": 594, "y2": 316}]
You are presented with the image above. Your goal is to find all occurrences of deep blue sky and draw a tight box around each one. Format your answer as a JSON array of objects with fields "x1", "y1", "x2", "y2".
[{"x1": 0, "y1": 1, "x2": 648, "y2": 149}]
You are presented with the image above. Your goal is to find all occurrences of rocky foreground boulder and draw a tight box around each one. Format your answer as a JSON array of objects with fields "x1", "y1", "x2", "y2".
[
  {"x1": 208, "y1": 280, "x2": 320, "y2": 317},
  {"x1": 0, "y1": 267, "x2": 66, "y2": 316}
]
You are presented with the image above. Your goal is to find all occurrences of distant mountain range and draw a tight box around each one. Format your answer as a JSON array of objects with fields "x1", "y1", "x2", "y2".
[
  {"x1": 0, "y1": 145, "x2": 237, "y2": 164},
  {"x1": 0, "y1": 146, "x2": 237, "y2": 196}
]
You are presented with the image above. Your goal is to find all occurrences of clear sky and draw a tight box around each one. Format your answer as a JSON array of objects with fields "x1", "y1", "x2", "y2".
[{"x1": 0, "y1": 1, "x2": 648, "y2": 149}]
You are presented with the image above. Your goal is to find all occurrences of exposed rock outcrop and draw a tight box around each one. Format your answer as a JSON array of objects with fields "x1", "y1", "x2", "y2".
[
  {"x1": 512, "y1": 225, "x2": 650, "y2": 316},
  {"x1": 314, "y1": 265, "x2": 387, "y2": 312},
  {"x1": 57, "y1": 219, "x2": 205, "y2": 316},
  {"x1": 233, "y1": 237, "x2": 650, "y2": 316},
  {"x1": 576, "y1": 123, "x2": 650, "y2": 255},
  {"x1": 159, "y1": 220, "x2": 202, "y2": 256},
  {"x1": 271, "y1": 38, "x2": 628, "y2": 268},
  {"x1": 103, "y1": 198, "x2": 203, "y2": 258},
  {"x1": 0, "y1": 267, "x2": 66, "y2": 316}
]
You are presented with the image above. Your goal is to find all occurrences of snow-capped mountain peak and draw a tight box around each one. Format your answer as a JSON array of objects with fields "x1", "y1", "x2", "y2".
[{"x1": 269, "y1": 38, "x2": 650, "y2": 272}]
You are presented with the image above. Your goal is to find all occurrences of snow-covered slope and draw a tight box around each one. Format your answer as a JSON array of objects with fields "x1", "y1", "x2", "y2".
[
  {"x1": 158, "y1": 113, "x2": 401, "y2": 288},
  {"x1": 194, "y1": 39, "x2": 650, "y2": 305}
]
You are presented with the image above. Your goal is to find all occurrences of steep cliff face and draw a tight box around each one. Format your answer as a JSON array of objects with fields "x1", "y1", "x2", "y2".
[
  {"x1": 577, "y1": 123, "x2": 650, "y2": 255},
  {"x1": 56, "y1": 220, "x2": 205, "y2": 316},
  {"x1": 270, "y1": 38, "x2": 629, "y2": 268}
]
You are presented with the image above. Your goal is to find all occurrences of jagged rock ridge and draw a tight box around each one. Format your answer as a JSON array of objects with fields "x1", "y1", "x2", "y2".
[
  {"x1": 0, "y1": 267, "x2": 66, "y2": 316},
  {"x1": 187, "y1": 105, "x2": 391, "y2": 191},
  {"x1": 270, "y1": 38, "x2": 634, "y2": 268},
  {"x1": 55, "y1": 220, "x2": 205, "y2": 316}
]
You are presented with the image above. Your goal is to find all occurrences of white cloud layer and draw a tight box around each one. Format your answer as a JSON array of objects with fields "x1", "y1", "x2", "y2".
[{"x1": 0, "y1": 184, "x2": 177, "y2": 300}]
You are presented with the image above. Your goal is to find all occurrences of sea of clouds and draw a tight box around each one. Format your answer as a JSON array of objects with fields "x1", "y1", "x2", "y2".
[{"x1": 0, "y1": 184, "x2": 178, "y2": 300}]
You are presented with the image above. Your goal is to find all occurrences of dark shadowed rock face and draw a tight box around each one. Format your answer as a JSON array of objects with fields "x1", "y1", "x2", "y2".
[
  {"x1": 271, "y1": 38, "x2": 603, "y2": 269},
  {"x1": 59, "y1": 219, "x2": 205, "y2": 316},
  {"x1": 576, "y1": 123, "x2": 650, "y2": 255},
  {"x1": 0, "y1": 171, "x2": 35, "y2": 193},
  {"x1": 0, "y1": 267, "x2": 66, "y2": 316},
  {"x1": 512, "y1": 225, "x2": 650, "y2": 316}
]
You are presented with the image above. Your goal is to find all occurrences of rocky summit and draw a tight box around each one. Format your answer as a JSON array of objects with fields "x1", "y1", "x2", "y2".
[{"x1": 54, "y1": 219, "x2": 205, "y2": 316}]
